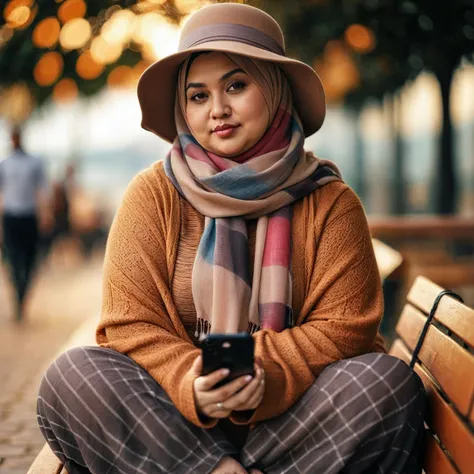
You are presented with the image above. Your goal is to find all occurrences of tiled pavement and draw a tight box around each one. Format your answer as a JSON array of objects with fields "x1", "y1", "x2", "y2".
[{"x1": 0, "y1": 254, "x2": 103, "y2": 473}]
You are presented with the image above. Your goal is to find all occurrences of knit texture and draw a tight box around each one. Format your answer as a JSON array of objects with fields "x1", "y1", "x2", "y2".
[{"x1": 97, "y1": 161, "x2": 385, "y2": 429}]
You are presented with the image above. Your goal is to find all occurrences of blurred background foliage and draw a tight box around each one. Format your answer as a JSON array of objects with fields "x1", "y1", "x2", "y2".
[
  {"x1": 0, "y1": 0, "x2": 473, "y2": 214},
  {"x1": 259, "y1": 0, "x2": 474, "y2": 214}
]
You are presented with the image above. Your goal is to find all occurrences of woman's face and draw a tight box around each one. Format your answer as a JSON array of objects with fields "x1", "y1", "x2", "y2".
[{"x1": 185, "y1": 52, "x2": 270, "y2": 158}]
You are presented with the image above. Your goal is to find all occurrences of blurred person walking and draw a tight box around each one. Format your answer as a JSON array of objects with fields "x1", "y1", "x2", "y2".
[
  {"x1": 43, "y1": 162, "x2": 76, "y2": 264},
  {"x1": 51, "y1": 163, "x2": 74, "y2": 242},
  {"x1": 0, "y1": 127, "x2": 48, "y2": 321}
]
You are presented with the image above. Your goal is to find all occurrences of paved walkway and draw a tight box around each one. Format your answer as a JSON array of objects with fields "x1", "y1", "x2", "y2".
[{"x1": 0, "y1": 254, "x2": 103, "y2": 473}]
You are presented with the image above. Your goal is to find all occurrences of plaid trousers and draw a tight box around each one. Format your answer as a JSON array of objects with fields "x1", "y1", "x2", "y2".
[{"x1": 37, "y1": 347, "x2": 425, "y2": 474}]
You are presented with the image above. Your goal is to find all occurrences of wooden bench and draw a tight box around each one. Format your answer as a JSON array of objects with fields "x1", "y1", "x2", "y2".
[
  {"x1": 369, "y1": 216, "x2": 474, "y2": 300},
  {"x1": 389, "y1": 276, "x2": 474, "y2": 474},
  {"x1": 372, "y1": 238, "x2": 404, "y2": 281}
]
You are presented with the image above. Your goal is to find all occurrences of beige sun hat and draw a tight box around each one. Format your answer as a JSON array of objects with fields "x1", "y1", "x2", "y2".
[{"x1": 137, "y1": 2, "x2": 326, "y2": 143}]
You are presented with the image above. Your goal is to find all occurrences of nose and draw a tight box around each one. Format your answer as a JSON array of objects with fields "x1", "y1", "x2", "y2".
[{"x1": 210, "y1": 94, "x2": 231, "y2": 119}]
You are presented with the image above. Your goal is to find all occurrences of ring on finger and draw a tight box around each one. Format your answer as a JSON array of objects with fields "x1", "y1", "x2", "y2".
[{"x1": 216, "y1": 402, "x2": 224, "y2": 410}]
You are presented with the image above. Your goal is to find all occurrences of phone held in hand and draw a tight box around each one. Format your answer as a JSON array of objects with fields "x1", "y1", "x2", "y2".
[{"x1": 201, "y1": 333, "x2": 255, "y2": 387}]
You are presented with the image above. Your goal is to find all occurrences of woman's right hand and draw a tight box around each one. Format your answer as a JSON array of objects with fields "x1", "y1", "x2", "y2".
[{"x1": 191, "y1": 355, "x2": 254, "y2": 419}]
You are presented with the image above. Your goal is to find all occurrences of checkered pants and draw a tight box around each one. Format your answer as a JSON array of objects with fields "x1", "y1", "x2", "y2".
[{"x1": 37, "y1": 347, "x2": 425, "y2": 474}]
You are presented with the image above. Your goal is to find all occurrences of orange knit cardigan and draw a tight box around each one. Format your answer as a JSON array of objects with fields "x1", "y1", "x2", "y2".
[{"x1": 96, "y1": 161, "x2": 385, "y2": 429}]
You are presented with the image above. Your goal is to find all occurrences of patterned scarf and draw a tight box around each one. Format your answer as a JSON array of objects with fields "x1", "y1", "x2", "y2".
[{"x1": 164, "y1": 53, "x2": 341, "y2": 337}]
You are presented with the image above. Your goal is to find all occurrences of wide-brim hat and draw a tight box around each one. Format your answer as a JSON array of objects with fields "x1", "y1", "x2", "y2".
[{"x1": 137, "y1": 3, "x2": 326, "y2": 143}]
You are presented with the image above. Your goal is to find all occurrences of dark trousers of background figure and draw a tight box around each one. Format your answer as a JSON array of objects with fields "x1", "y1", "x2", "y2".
[
  {"x1": 37, "y1": 347, "x2": 426, "y2": 474},
  {"x1": 2, "y1": 213, "x2": 39, "y2": 319}
]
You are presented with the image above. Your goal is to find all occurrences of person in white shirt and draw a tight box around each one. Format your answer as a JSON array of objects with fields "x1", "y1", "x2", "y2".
[{"x1": 0, "y1": 127, "x2": 47, "y2": 321}]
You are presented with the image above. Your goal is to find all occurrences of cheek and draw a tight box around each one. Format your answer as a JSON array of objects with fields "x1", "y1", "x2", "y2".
[
  {"x1": 185, "y1": 106, "x2": 207, "y2": 136},
  {"x1": 239, "y1": 90, "x2": 269, "y2": 134}
]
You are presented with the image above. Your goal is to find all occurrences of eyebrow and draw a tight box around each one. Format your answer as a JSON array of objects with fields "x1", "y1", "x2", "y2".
[{"x1": 186, "y1": 68, "x2": 246, "y2": 92}]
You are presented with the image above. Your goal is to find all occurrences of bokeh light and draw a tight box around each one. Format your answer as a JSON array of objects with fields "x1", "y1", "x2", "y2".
[
  {"x1": 131, "y1": 59, "x2": 153, "y2": 83},
  {"x1": 133, "y1": 12, "x2": 161, "y2": 44},
  {"x1": 33, "y1": 51, "x2": 64, "y2": 87},
  {"x1": 0, "y1": 27, "x2": 14, "y2": 47},
  {"x1": 105, "y1": 5, "x2": 121, "y2": 21},
  {"x1": 90, "y1": 36, "x2": 122, "y2": 65},
  {"x1": 58, "y1": 0, "x2": 87, "y2": 24},
  {"x1": 0, "y1": 82, "x2": 34, "y2": 124},
  {"x1": 102, "y1": 9, "x2": 136, "y2": 46},
  {"x1": 314, "y1": 40, "x2": 360, "y2": 103},
  {"x1": 3, "y1": 0, "x2": 37, "y2": 29},
  {"x1": 175, "y1": 0, "x2": 214, "y2": 16},
  {"x1": 107, "y1": 65, "x2": 133, "y2": 88},
  {"x1": 4, "y1": 0, "x2": 32, "y2": 21},
  {"x1": 133, "y1": 12, "x2": 180, "y2": 60},
  {"x1": 150, "y1": 21, "x2": 180, "y2": 59},
  {"x1": 6, "y1": 5, "x2": 30, "y2": 27},
  {"x1": 53, "y1": 78, "x2": 79, "y2": 103},
  {"x1": 345, "y1": 24, "x2": 376, "y2": 54},
  {"x1": 33, "y1": 17, "x2": 61, "y2": 48},
  {"x1": 59, "y1": 18, "x2": 92, "y2": 50},
  {"x1": 76, "y1": 50, "x2": 104, "y2": 80}
]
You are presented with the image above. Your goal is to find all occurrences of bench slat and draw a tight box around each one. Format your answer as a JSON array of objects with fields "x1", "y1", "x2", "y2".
[
  {"x1": 424, "y1": 432, "x2": 458, "y2": 474},
  {"x1": 27, "y1": 444, "x2": 64, "y2": 474},
  {"x1": 407, "y1": 276, "x2": 474, "y2": 347},
  {"x1": 390, "y1": 339, "x2": 474, "y2": 474},
  {"x1": 372, "y1": 238, "x2": 403, "y2": 280},
  {"x1": 396, "y1": 303, "x2": 474, "y2": 416}
]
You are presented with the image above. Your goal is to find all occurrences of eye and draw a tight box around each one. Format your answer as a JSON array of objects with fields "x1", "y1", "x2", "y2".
[
  {"x1": 228, "y1": 81, "x2": 247, "y2": 93},
  {"x1": 189, "y1": 91, "x2": 207, "y2": 103}
]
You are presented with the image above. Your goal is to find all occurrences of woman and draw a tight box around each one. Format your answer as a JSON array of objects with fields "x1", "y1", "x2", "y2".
[{"x1": 37, "y1": 4, "x2": 425, "y2": 473}]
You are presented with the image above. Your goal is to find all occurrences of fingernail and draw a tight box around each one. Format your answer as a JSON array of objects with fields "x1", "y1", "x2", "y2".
[
  {"x1": 221, "y1": 369, "x2": 230, "y2": 376},
  {"x1": 245, "y1": 375, "x2": 253, "y2": 382}
]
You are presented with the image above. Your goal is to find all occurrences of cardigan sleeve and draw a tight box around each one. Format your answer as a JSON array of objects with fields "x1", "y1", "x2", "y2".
[
  {"x1": 96, "y1": 170, "x2": 216, "y2": 429},
  {"x1": 232, "y1": 187, "x2": 384, "y2": 425}
]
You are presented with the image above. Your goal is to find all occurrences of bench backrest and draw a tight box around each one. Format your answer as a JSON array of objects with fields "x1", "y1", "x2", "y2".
[
  {"x1": 372, "y1": 238, "x2": 403, "y2": 281},
  {"x1": 389, "y1": 276, "x2": 474, "y2": 474}
]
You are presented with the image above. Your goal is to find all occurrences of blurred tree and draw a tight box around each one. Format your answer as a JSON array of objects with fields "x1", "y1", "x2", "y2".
[
  {"x1": 0, "y1": 0, "x2": 197, "y2": 114},
  {"x1": 258, "y1": 0, "x2": 474, "y2": 214}
]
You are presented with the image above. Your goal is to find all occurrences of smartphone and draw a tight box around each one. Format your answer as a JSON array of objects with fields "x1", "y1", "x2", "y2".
[{"x1": 201, "y1": 333, "x2": 255, "y2": 387}]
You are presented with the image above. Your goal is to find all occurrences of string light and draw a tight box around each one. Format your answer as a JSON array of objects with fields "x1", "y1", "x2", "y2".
[
  {"x1": 59, "y1": 17, "x2": 92, "y2": 50},
  {"x1": 33, "y1": 51, "x2": 64, "y2": 86},
  {"x1": 53, "y1": 78, "x2": 79, "y2": 103},
  {"x1": 32, "y1": 17, "x2": 61, "y2": 48},
  {"x1": 3, "y1": 0, "x2": 36, "y2": 29},
  {"x1": 90, "y1": 36, "x2": 122, "y2": 64},
  {"x1": 107, "y1": 65, "x2": 133, "y2": 88},
  {"x1": 345, "y1": 24, "x2": 376, "y2": 54},
  {"x1": 76, "y1": 50, "x2": 104, "y2": 80},
  {"x1": 58, "y1": 0, "x2": 87, "y2": 24}
]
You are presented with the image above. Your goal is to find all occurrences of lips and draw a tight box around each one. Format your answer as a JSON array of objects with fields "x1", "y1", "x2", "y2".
[
  {"x1": 212, "y1": 123, "x2": 239, "y2": 138},
  {"x1": 213, "y1": 124, "x2": 238, "y2": 133}
]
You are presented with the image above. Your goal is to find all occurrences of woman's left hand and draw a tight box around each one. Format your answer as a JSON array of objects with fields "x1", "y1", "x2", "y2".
[{"x1": 222, "y1": 361, "x2": 265, "y2": 412}]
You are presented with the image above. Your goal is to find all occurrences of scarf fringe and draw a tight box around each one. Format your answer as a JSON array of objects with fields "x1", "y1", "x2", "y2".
[
  {"x1": 195, "y1": 318, "x2": 211, "y2": 340},
  {"x1": 194, "y1": 318, "x2": 261, "y2": 340},
  {"x1": 247, "y1": 322, "x2": 260, "y2": 335}
]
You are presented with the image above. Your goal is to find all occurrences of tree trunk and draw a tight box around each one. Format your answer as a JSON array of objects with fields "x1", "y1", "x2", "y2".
[
  {"x1": 353, "y1": 107, "x2": 366, "y2": 204},
  {"x1": 435, "y1": 65, "x2": 456, "y2": 214},
  {"x1": 385, "y1": 93, "x2": 405, "y2": 214}
]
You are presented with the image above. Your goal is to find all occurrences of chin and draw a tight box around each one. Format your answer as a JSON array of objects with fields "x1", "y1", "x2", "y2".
[{"x1": 210, "y1": 141, "x2": 245, "y2": 159}]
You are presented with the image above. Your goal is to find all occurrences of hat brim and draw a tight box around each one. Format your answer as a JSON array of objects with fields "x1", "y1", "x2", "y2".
[{"x1": 137, "y1": 41, "x2": 326, "y2": 143}]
